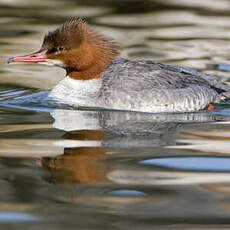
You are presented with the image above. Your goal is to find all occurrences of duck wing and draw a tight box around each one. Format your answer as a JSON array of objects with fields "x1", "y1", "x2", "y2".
[{"x1": 99, "y1": 58, "x2": 228, "y2": 112}]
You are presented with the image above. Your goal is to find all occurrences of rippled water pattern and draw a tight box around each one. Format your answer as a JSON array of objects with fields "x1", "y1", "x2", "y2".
[{"x1": 2, "y1": 0, "x2": 230, "y2": 229}]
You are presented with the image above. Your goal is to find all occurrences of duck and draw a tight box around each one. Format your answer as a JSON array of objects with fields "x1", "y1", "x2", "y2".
[{"x1": 8, "y1": 17, "x2": 230, "y2": 113}]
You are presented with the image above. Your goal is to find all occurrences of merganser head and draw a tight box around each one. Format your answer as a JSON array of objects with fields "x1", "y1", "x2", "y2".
[{"x1": 8, "y1": 17, "x2": 119, "y2": 80}]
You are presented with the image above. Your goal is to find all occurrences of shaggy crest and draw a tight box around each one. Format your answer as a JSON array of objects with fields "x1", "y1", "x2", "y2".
[{"x1": 41, "y1": 17, "x2": 119, "y2": 56}]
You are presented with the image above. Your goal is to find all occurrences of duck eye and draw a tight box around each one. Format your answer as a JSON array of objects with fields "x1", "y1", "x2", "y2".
[{"x1": 59, "y1": 46, "x2": 65, "y2": 51}]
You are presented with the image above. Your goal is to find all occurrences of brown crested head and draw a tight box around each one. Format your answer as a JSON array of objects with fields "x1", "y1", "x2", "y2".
[
  {"x1": 9, "y1": 17, "x2": 120, "y2": 80},
  {"x1": 42, "y1": 17, "x2": 120, "y2": 79}
]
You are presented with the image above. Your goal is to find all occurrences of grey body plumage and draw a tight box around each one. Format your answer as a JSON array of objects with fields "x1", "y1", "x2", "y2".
[{"x1": 97, "y1": 58, "x2": 229, "y2": 112}]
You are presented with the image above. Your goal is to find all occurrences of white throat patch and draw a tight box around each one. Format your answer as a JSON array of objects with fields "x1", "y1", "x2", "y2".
[{"x1": 41, "y1": 59, "x2": 65, "y2": 67}]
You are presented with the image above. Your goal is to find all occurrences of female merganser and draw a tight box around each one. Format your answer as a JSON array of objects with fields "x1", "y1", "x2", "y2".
[{"x1": 8, "y1": 17, "x2": 230, "y2": 113}]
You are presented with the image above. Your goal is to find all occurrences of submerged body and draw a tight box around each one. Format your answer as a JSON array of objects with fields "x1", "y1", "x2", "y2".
[
  {"x1": 8, "y1": 18, "x2": 230, "y2": 113},
  {"x1": 49, "y1": 58, "x2": 230, "y2": 113}
]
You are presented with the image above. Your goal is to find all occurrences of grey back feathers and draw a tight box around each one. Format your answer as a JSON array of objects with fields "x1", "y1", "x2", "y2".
[{"x1": 98, "y1": 58, "x2": 229, "y2": 112}]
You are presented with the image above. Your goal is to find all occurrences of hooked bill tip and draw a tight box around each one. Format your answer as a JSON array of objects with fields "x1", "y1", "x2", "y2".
[{"x1": 7, "y1": 57, "x2": 14, "y2": 64}]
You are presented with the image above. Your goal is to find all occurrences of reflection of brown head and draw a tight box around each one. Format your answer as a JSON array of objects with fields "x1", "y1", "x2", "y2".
[
  {"x1": 63, "y1": 130, "x2": 106, "y2": 141},
  {"x1": 42, "y1": 129, "x2": 109, "y2": 185}
]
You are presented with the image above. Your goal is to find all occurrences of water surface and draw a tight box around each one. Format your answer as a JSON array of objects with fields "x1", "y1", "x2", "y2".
[{"x1": 1, "y1": 0, "x2": 230, "y2": 229}]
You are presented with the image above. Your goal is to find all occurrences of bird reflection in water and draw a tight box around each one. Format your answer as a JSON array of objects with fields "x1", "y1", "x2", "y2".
[
  {"x1": 42, "y1": 130, "x2": 109, "y2": 185},
  {"x1": 42, "y1": 109, "x2": 224, "y2": 186}
]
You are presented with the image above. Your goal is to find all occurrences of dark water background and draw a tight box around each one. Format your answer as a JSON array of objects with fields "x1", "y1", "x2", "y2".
[{"x1": 1, "y1": 0, "x2": 230, "y2": 229}]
